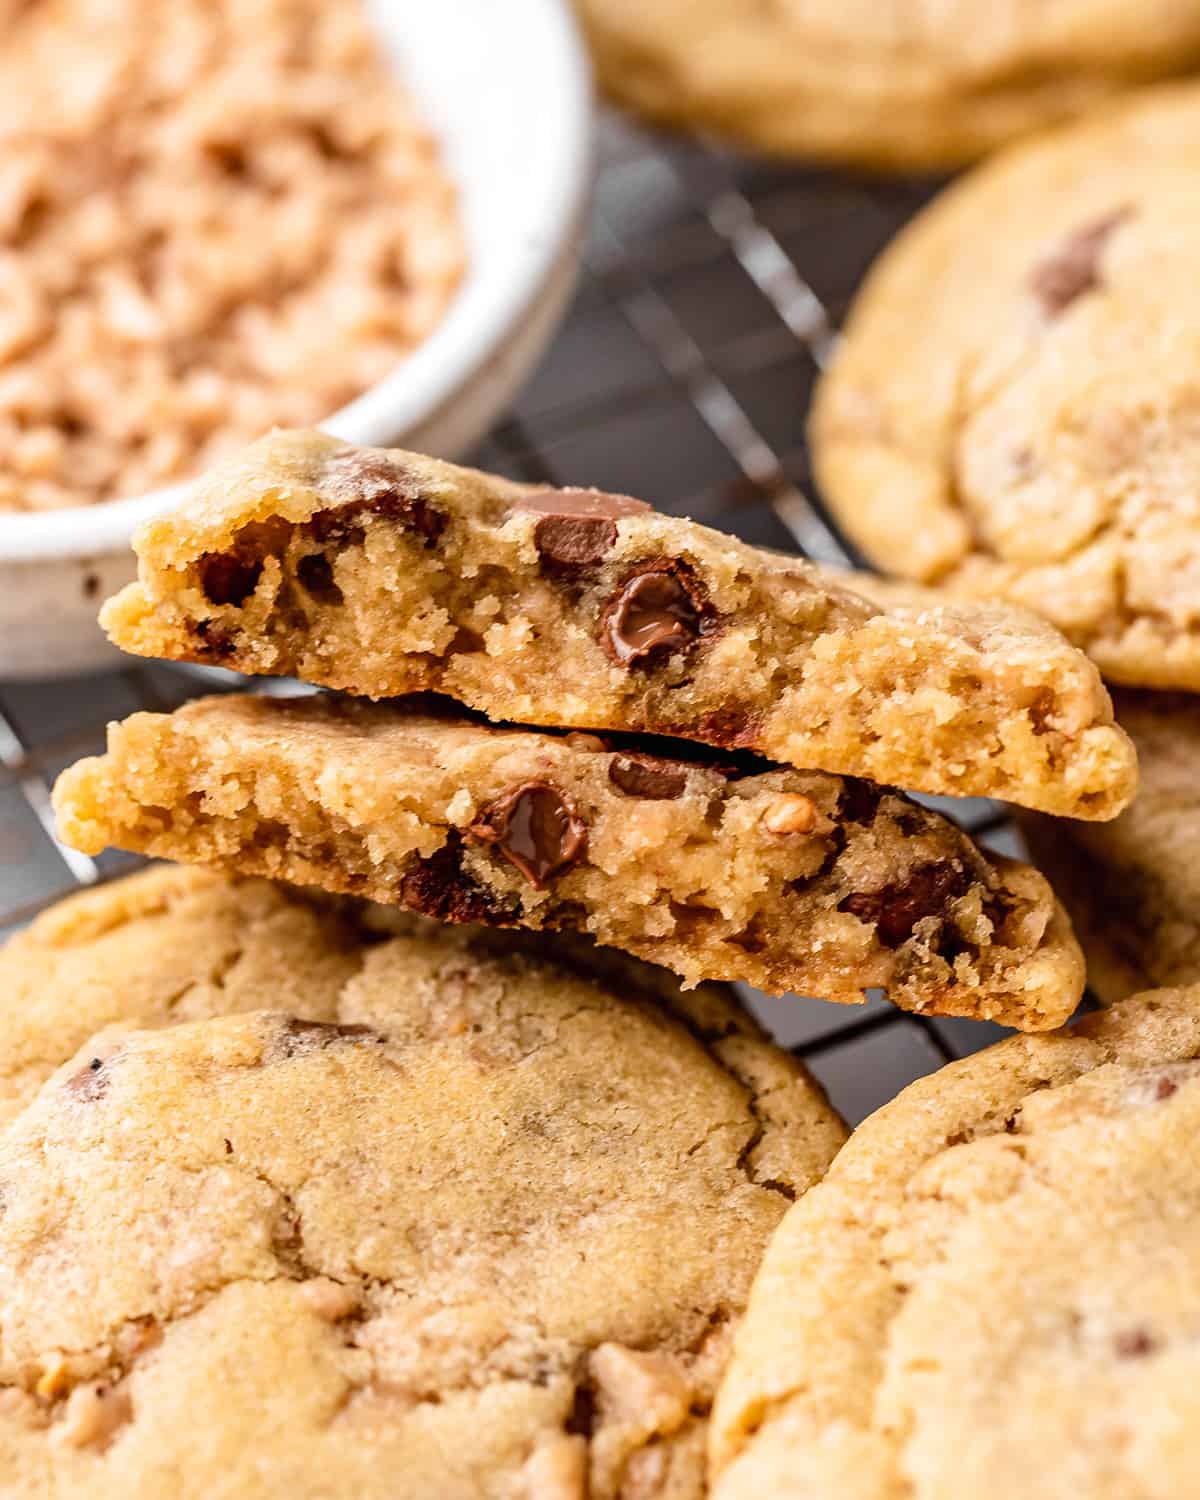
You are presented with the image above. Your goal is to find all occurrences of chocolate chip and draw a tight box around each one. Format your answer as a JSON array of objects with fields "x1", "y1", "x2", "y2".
[
  {"x1": 840, "y1": 862, "x2": 970, "y2": 948},
  {"x1": 66, "y1": 1055, "x2": 110, "y2": 1103},
  {"x1": 269, "y1": 1018, "x2": 381, "y2": 1061},
  {"x1": 469, "y1": 782, "x2": 587, "y2": 888},
  {"x1": 1114, "y1": 1329, "x2": 1157, "y2": 1359},
  {"x1": 608, "y1": 753, "x2": 688, "y2": 800},
  {"x1": 311, "y1": 452, "x2": 446, "y2": 548},
  {"x1": 514, "y1": 491, "x2": 648, "y2": 574},
  {"x1": 534, "y1": 514, "x2": 618, "y2": 571},
  {"x1": 400, "y1": 839, "x2": 517, "y2": 925},
  {"x1": 602, "y1": 560, "x2": 713, "y2": 666},
  {"x1": 1156, "y1": 1076, "x2": 1179, "y2": 1101},
  {"x1": 198, "y1": 551, "x2": 262, "y2": 607},
  {"x1": 296, "y1": 552, "x2": 342, "y2": 603},
  {"x1": 1029, "y1": 207, "x2": 1132, "y2": 317}
]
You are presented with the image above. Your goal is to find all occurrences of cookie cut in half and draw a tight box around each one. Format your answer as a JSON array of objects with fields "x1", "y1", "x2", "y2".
[
  {"x1": 813, "y1": 82, "x2": 1200, "y2": 692},
  {"x1": 0, "y1": 870, "x2": 843, "y2": 1500},
  {"x1": 54, "y1": 693, "x2": 1085, "y2": 1027},
  {"x1": 1023, "y1": 690, "x2": 1200, "y2": 1003},
  {"x1": 711, "y1": 983, "x2": 1200, "y2": 1500},
  {"x1": 100, "y1": 429, "x2": 1136, "y2": 819}
]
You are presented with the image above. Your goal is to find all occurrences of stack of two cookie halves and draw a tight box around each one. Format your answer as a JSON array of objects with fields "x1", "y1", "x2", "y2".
[{"x1": 12, "y1": 424, "x2": 1142, "y2": 1496}]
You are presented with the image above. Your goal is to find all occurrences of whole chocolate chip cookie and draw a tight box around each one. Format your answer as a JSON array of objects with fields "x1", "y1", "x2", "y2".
[
  {"x1": 813, "y1": 83, "x2": 1200, "y2": 691},
  {"x1": 0, "y1": 866, "x2": 844, "y2": 1498},
  {"x1": 100, "y1": 429, "x2": 1136, "y2": 818},
  {"x1": 574, "y1": 0, "x2": 1200, "y2": 170},
  {"x1": 711, "y1": 983, "x2": 1200, "y2": 1499},
  {"x1": 1022, "y1": 690, "x2": 1200, "y2": 1003},
  {"x1": 53, "y1": 692, "x2": 1085, "y2": 1027}
]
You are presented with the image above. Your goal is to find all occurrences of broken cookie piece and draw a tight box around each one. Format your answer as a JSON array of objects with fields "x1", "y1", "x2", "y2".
[
  {"x1": 54, "y1": 693, "x2": 1085, "y2": 1027},
  {"x1": 99, "y1": 429, "x2": 1136, "y2": 819}
]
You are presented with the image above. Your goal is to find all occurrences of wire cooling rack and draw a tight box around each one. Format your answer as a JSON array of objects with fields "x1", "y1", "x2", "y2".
[{"x1": 0, "y1": 112, "x2": 1029, "y2": 1126}]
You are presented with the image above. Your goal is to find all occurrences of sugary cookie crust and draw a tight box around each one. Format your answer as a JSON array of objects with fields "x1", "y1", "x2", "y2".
[
  {"x1": 813, "y1": 83, "x2": 1200, "y2": 690},
  {"x1": 54, "y1": 693, "x2": 1084, "y2": 1027},
  {"x1": 0, "y1": 866, "x2": 845, "y2": 1498},
  {"x1": 710, "y1": 983, "x2": 1200, "y2": 1500},
  {"x1": 575, "y1": 0, "x2": 1200, "y2": 170},
  {"x1": 100, "y1": 429, "x2": 1136, "y2": 819}
]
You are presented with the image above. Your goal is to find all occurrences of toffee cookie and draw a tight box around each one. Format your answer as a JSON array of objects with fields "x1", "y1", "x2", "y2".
[
  {"x1": 711, "y1": 983, "x2": 1200, "y2": 1499},
  {"x1": 0, "y1": 877, "x2": 843, "y2": 1499},
  {"x1": 574, "y1": 0, "x2": 1200, "y2": 171},
  {"x1": 100, "y1": 429, "x2": 1136, "y2": 818},
  {"x1": 813, "y1": 83, "x2": 1200, "y2": 690},
  {"x1": 54, "y1": 693, "x2": 1084, "y2": 1026},
  {"x1": 1023, "y1": 691, "x2": 1200, "y2": 1003}
]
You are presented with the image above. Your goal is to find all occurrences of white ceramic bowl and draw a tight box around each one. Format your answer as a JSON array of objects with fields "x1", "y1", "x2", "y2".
[{"x1": 0, "y1": 0, "x2": 592, "y2": 679}]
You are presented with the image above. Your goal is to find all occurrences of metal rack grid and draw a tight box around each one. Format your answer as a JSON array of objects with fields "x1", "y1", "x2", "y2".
[{"x1": 0, "y1": 111, "x2": 1030, "y2": 1127}]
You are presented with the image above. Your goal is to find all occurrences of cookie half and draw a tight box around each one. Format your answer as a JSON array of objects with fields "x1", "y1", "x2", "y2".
[
  {"x1": 576, "y1": 0, "x2": 1200, "y2": 170},
  {"x1": 100, "y1": 429, "x2": 1135, "y2": 818},
  {"x1": 54, "y1": 692, "x2": 1085, "y2": 1027},
  {"x1": 813, "y1": 83, "x2": 1200, "y2": 691},
  {"x1": 1022, "y1": 690, "x2": 1200, "y2": 1003},
  {"x1": 711, "y1": 983, "x2": 1200, "y2": 1499},
  {"x1": 0, "y1": 866, "x2": 844, "y2": 1498}
]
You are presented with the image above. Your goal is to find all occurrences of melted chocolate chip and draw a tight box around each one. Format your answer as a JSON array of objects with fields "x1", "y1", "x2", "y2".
[
  {"x1": 514, "y1": 491, "x2": 648, "y2": 574},
  {"x1": 1156, "y1": 1076, "x2": 1179, "y2": 1101},
  {"x1": 840, "y1": 862, "x2": 970, "y2": 948},
  {"x1": 401, "y1": 839, "x2": 517, "y2": 925},
  {"x1": 608, "y1": 753, "x2": 689, "y2": 800},
  {"x1": 602, "y1": 559, "x2": 712, "y2": 666},
  {"x1": 66, "y1": 1055, "x2": 111, "y2": 1103},
  {"x1": 469, "y1": 782, "x2": 587, "y2": 888},
  {"x1": 1029, "y1": 207, "x2": 1132, "y2": 317},
  {"x1": 269, "y1": 1018, "x2": 381, "y2": 1061},
  {"x1": 198, "y1": 551, "x2": 262, "y2": 607},
  {"x1": 296, "y1": 552, "x2": 342, "y2": 603}
]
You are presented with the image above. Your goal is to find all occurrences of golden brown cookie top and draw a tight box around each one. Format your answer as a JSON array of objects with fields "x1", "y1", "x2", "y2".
[
  {"x1": 712, "y1": 982, "x2": 1200, "y2": 1499},
  {"x1": 0, "y1": 866, "x2": 843, "y2": 1499},
  {"x1": 814, "y1": 82, "x2": 1200, "y2": 692}
]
